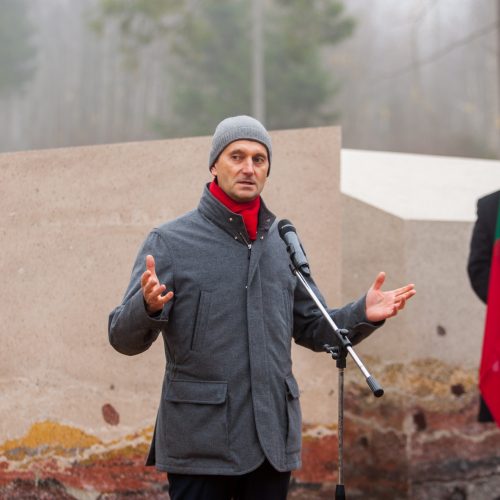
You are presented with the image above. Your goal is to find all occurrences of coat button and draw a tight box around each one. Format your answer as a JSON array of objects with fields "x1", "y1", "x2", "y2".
[
  {"x1": 234, "y1": 236, "x2": 238, "y2": 240},
  {"x1": 260, "y1": 236, "x2": 264, "y2": 240},
  {"x1": 229, "y1": 217, "x2": 233, "y2": 222}
]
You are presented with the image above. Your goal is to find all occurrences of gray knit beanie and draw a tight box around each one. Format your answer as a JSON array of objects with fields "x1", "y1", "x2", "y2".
[{"x1": 209, "y1": 115, "x2": 272, "y2": 175}]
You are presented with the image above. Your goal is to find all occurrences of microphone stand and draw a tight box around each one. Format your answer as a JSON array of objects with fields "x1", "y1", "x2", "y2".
[{"x1": 290, "y1": 265, "x2": 384, "y2": 500}]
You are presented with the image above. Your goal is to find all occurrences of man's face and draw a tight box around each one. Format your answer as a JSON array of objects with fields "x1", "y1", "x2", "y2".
[{"x1": 211, "y1": 140, "x2": 269, "y2": 202}]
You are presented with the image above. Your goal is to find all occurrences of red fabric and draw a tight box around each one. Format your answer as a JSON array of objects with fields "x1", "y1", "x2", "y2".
[
  {"x1": 479, "y1": 239, "x2": 500, "y2": 427},
  {"x1": 209, "y1": 181, "x2": 260, "y2": 240}
]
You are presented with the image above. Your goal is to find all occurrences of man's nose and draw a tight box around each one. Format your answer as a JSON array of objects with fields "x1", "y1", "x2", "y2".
[{"x1": 241, "y1": 158, "x2": 254, "y2": 174}]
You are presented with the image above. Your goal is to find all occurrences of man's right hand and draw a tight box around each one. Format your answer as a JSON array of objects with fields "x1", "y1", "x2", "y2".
[{"x1": 141, "y1": 254, "x2": 174, "y2": 314}]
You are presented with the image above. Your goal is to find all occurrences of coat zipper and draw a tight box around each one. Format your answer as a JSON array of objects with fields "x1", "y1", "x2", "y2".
[{"x1": 239, "y1": 231, "x2": 252, "y2": 259}]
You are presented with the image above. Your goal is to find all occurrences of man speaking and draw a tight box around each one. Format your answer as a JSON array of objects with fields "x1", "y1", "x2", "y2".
[{"x1": 108, "y1": 116, "x2": 415, "y2": 499}]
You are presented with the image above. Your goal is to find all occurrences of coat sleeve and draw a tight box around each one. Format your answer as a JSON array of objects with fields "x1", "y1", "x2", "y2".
[
  {"x1": 291, "y1": 273, "x2": 383, "y2": 352},
  {"x1": 108, "y1": 230, "x2": 175, "y2": 356},
  {"x1": 467, "y1": 198, "x2": 493, "y2": 304}
]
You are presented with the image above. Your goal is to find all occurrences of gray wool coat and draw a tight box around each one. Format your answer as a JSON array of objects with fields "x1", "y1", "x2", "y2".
[{"x1": 108, "y1": 185, "x2": 381, "y2": 475}]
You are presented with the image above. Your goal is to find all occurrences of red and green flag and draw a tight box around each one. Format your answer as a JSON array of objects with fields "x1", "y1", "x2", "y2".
[{"x1": 479, "y1": 199, "x2": 500, "y2": 427}]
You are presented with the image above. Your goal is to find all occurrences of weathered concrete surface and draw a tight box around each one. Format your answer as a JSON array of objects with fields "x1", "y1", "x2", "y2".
[
  {"x1": 339, "y1": 151, "x2": 500, "y2": 498},
  {"x1": 2, "y1": 135, "x2": 500, "y2": 498},
  {"x1": 342, "y1": 196, "x2": 485, "y2": 368},
  {"x1": 0, "y1": 420, "x2": 338, "y2": 499},
  {"x1": 342, "y1": 360, "x2": 500, "y2": 500},
  {"x1": 1, "y1": 364, "x2": 496, "y2": 499},
  {"x1": 0, "y1": 128, "x2": 343, "y2": 497}
]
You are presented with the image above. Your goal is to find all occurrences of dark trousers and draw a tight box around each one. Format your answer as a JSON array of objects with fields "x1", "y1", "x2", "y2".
[
  {"x1": 478, "y1": 395, "x2": 494, "y2": 422},
  {"x1": 167, "y1": 459, "x2": 291, "y2": 500}
]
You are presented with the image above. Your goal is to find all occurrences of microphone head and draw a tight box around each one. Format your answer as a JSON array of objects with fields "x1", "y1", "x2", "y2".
[{"x1": 278, "y1": 219, "x2": 296, "y2": 238}]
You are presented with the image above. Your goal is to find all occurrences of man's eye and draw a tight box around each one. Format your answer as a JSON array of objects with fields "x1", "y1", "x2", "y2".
[{"x1": 232, "y1": 155, "x2": 241, "y2": 160}]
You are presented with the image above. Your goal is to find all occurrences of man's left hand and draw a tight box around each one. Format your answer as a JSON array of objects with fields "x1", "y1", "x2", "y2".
[{"x1": 365, "y1": 272, "x2": 416, "y2": 322}]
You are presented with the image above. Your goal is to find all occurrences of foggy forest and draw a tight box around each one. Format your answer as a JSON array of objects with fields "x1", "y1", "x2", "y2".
[{"x1": 0, "y1": 0, "x2": 498, "y2": 159}]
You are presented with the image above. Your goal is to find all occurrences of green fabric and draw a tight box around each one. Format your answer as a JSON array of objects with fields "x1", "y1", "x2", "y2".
[{"x1": 496, "y1": 196, "x2": 500, "y2": 240}]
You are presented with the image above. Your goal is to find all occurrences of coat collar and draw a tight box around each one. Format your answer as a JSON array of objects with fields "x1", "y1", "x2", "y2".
[{"x1": 197, "y1": 183, "x2": 275, "y2": 242}]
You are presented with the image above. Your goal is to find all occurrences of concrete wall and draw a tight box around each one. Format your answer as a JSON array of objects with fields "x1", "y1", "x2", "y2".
[
  {"x1": 340, "y1": 151, "x2": 500, "y2": 499},
  {"x1": 0, "y1": 128, "x2": 343, "y2": 498},
  {"x1": 2, "y1": 132, "x2": 500, "y2": 499}
]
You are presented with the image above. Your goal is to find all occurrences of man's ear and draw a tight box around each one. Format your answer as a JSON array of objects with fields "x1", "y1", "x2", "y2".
[{"x1": 210, "y1": 164, "x2": 217, "y2": 177}]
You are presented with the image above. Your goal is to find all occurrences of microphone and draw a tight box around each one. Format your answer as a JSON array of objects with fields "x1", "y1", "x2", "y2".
[{"x1": 278, "y1": 219, "x2": 310, "y2": 276}]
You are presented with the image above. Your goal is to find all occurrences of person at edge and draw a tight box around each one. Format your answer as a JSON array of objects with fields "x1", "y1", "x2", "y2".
[
  {"x1": 108, "y1": 115, "x2": 416, "y2": 500},
  {"x1": 467, "y1": 189, "x2": 500, "y2": 423}
]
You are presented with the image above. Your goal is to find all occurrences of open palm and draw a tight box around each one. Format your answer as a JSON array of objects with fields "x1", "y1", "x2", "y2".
[{"x1": 365, "y1": 272, "x2": 416, "y2": 322}]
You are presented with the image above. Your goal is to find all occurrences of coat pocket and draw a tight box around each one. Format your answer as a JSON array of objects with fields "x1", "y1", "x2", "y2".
[
  {"x1": 190, "y1": 290, "x2": 212, "y2": 351},
  {"x1": 164, "y1": 379, "x2": 229, "y2": 460},
  {"x1": 285, "y1": 375, "x2": 302, "y2": 454}
]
